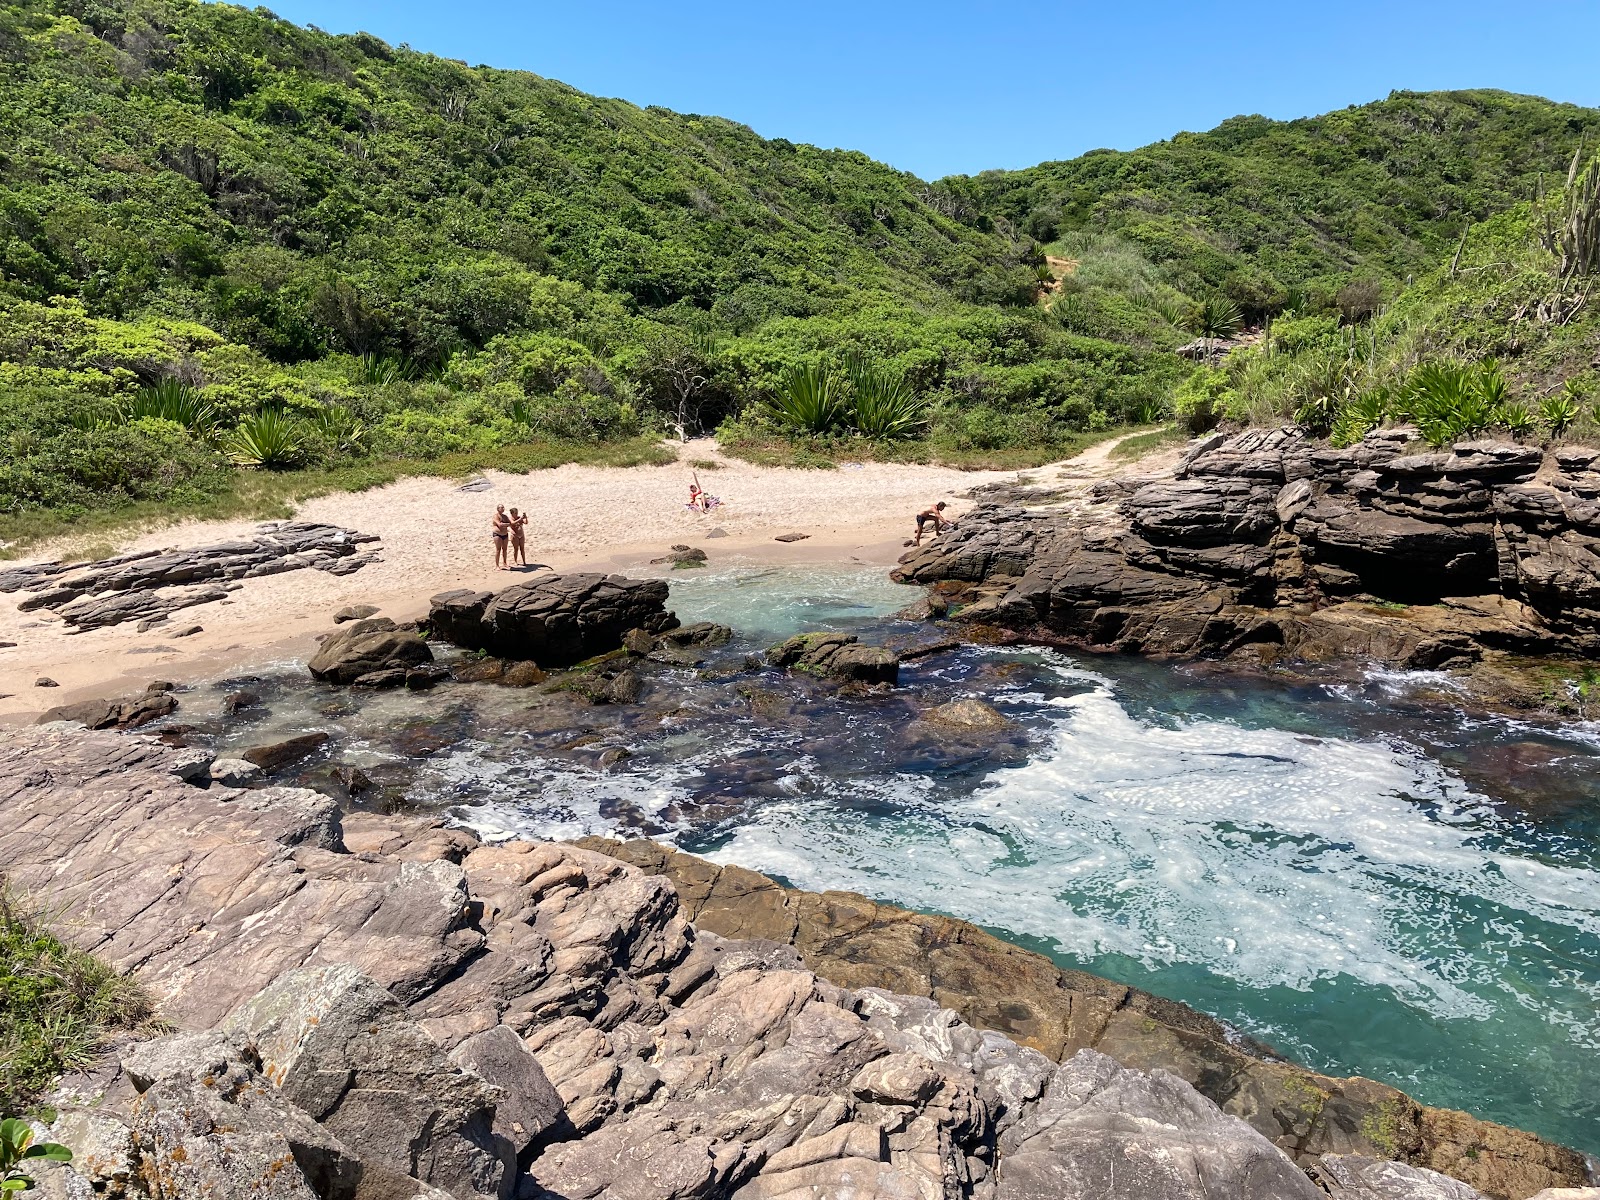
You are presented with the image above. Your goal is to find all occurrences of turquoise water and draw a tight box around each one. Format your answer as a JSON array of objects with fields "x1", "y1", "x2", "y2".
[
  {"x1": 192, "y1": 563, "x2": 1600, "y2": 1154},
  {"x1": 658, "y1": 566, "x2": 1600, "y2": 1154}
]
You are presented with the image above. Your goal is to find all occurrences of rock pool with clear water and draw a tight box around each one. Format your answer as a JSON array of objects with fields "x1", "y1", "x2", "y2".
[{"x1": 188, "y1": 563, "x2": 1599, "y2": 1156}]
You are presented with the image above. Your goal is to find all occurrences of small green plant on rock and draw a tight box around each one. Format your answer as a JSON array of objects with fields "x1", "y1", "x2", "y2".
[{"x1": 0, "y1": 1118, "x2": 71, "y2": 1192}]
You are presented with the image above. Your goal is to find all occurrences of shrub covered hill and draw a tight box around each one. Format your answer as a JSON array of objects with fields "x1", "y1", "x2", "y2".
[{"x1": 1, "y1": 0, "x2": 1599, "y2": 533}]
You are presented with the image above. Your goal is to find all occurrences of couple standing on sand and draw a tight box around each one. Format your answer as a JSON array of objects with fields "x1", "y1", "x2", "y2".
[{"x1": 491, "y1": 504, "x2": 529, "y2": 570}]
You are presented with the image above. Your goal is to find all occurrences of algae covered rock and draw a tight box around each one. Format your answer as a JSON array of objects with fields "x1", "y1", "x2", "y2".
[{"x1": 766, "y1": 631, "x2": 899, "y2": 685}]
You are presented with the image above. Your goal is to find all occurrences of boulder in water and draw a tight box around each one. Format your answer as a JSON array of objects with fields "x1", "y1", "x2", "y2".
[
  {"x1": 241, "y1": 731, "x2": 329, "y2": 772},
  {"x1": 428, "y1": 574, "x2": 678, "y2": 667},
  {"x1": 926, "y1": 698, "x2": 1009, "y2": 730},
  {"x1": 767, "y1": 632, "x2": 899, "y2": 685},
  {"x1": 309, "y1": 617, "x2": 433, "y2": 685}
]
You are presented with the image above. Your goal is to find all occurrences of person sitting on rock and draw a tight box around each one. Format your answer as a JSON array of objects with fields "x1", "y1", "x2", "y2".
[
  {"x1": 491, "y1": 505, "x2": 510, "y2": 570},
  {"x1": 508, "y1": 507, "x2": 529, "y2": 566},
  {"x1": 914, "y1": 502, "x2": 950, "y2": 546}
]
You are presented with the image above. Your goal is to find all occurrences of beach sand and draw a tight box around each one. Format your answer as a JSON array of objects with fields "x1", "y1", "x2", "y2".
[{"x1": 0, "y1": 434, "x2": 1162, "y2": 721}]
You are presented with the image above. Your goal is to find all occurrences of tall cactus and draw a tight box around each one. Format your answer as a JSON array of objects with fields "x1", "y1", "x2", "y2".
[{"x1": 1535, "y1": 148, "x2": 1600, "y2": 322}]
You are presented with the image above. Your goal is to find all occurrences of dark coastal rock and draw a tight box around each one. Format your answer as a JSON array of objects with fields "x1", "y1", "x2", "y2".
[
  {"x1": 897, "y1": 429, "x2": 1600, "y2": 673},
  {"x1": 308, "y1": 617, "x2": 433, "y2": 685},
  {"x1": 333, "y1": 604, "x2": 380, "y2": 623},
  {"x1": 0, "y1": 522, "x2": 381, "y2": 630},
  {"x1": 37, "y1": 682, "x2": 178, "y2": 730},
  {"x1": 767, "y1": 632, "x2": 900, "y2": 685},
  {"x1": 240, "y1": 731, "x2": 329, "y2": 771},
  {"x1": 3, "y1": 727, "x2": 1588, "y2": 1200},
  {"x1": 650, "y1": 544, "x2": 708, "y2": 568},
  {"x1": 429, "y1": 574, "x2": 679, "y2": 667}
]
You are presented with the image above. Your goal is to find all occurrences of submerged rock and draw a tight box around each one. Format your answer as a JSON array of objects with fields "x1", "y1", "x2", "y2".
[
  {"x1": 240, "y1": 731, "x2": 329, "y2": 772},
  {"x1": 926, "y1": 698, "x2": 1009, "y2": 730}
]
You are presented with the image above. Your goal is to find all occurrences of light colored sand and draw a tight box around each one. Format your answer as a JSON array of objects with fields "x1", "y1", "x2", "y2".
[{"x1": 0, "y1": 433, "x2": 1167, "y2": 721}]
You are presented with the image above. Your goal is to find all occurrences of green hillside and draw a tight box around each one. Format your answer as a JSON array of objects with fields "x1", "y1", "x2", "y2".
[
  {"x1": 951, "y1": 90, "x2": 1600, "y2": 316},
  {"x1": 0, "y1": 0, "x2": 1597, "y2": 537}
]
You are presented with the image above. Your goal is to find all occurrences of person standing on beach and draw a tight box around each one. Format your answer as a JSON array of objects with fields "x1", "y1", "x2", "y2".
[
  {"x1": 491, "y1": 504, "x2": 510, "y2": 570},
  {"x1": 508, "y1": 506, "x2": 528, "y2": 567},
  {"x1": 914, "y1": 501, "x2": 950, "y2": 546}
]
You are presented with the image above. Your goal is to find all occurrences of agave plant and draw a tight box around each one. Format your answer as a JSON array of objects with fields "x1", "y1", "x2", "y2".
[
  {"x1": 123, "y1": 378, "x2": 216, "y2": 435},
  {"x1": 1406, "y1": 362, "x2": 1496, "y2": 448},
  {"x1": 228, "y1": 409, "x2": 303, "y2": 469},
  {"x1": 1329, "y1": 386, "x2": 1392, "y2": 447},
  {"x1": 309, "y1": 403, "x2": 368, "y2": 454},
  {"x1": 766, "y1": 362, "x2": 844, "y2": 435},
  {"x1": 67, "y1": 407, "x2": 118, "y2": 434},
  {"x1": 1496, "y1": 401, "x2": 1538, "y2": 438},
  {"x1": 844, "y1": 354, "x2": 927, "y2": 439},
  {"x1": 1540, "y1": 389, "x2": 1580, "y2": 438},
  {"x1": 1151, "y1": 296, "x2": 1192, "y2": 329}
]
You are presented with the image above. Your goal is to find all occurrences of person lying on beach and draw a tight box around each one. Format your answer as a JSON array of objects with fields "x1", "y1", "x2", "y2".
[
  {"x1": 914, "y1": 502, "x2": 950, "y2": 546},
  {"x1": 492, "y1": 504, "x2": 510, "y2": 570},
  {"x1": 508, "y1": 507, "x2": 529, "y2": 566}
]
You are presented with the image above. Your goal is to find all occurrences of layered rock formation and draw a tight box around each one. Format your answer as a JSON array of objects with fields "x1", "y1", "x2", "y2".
[
  {"x1": 0, "y1": 522, "x2": 380, "y2": 630},
  {"x1": 3, "y1": 727, "x2": 1589, "y2": 1200},
  {"x1": 894, "y1": 429, "x2": 1600, "y2": 672},
  {"x1": 429, "y1": 575, "x2": 679, "y2": 666}
]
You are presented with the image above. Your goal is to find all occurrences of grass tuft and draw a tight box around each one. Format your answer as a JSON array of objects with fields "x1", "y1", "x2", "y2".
[{"x1": 1, "y1": 884, "x2": 159, "y2": 1113}]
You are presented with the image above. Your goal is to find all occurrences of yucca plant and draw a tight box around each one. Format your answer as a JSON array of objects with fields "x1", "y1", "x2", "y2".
[
  {"x1": 1187, "y1": 295, "x2": 1244, "y2": 342},
  {"x1": 309, "y1": 404, "x2": 368, "y2": 454},
  {"x1": 1329, "y1": 386, "x2": 1392, "y2": 447},
  {"x1": 1151, "y1": 296, "x2": 1192, "y2": 329},
  {"x1": 844, "y1": 354, "x2": 927, "y2": 439},
  {"x1": 766, "y1": 362, "x2": 844, "y2": 434},
  {"x1": 1052, "y1": 293, "x2": 1092, "y2": 333},
  {"x1": 67, "y1": 407, "x2": 117, "y2": 434},
  {"x1": 228, "y1": 409, "x2": 303, "y2": 469},
  {"x1": 355, "y1": 353, "x2": 417, "y2": 386},
  {"x1": 123, "y1": 378, "x2": 216, "y2": 435}
]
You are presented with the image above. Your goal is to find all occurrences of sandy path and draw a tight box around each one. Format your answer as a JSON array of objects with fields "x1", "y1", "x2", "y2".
[{"x1": 0, "y1": 434, "x2": 1159, "y2": 721}]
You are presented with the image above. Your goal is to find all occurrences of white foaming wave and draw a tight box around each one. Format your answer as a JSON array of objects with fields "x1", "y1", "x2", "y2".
[{"x1": 708, "y1": 684, "x2": 1600, "y2": 1023}]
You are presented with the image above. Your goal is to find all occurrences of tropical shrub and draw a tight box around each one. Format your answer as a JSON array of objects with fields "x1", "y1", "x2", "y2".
[
  {"x1": 122, "y1": 380, "x2": 216, "y2": 436},
  {"x1": 1406, "y1": 362, "x2": 1498, "y2": 447},
  {"x1": 1539, "y1": 389, "x2": 1580, "y2": 438}
]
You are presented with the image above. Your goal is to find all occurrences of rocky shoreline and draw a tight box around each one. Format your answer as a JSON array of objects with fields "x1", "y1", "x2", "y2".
[
  {"x1": 3, "y1": 725, "x2": 1593, "y2": 1200},
  {"x1": 894, "y1": 428, "x2": 1600, "y2": 712}
]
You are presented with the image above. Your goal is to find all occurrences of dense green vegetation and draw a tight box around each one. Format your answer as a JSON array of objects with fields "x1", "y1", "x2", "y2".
[
  {"x1": 1, "y1": 0, "x2": 1598, "y2": 538},
  {"x1": 0, "y1": 886, "x2": 154, "y2": 1113},
  {"x1": 1178, "y1": 150, "x2": 1600, "y2": 446},
  {"x1": 955, "y1": 90, "x2": 1600, "y2": 319}
]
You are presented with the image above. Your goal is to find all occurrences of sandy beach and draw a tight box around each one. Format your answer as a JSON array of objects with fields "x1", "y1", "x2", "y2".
[{"x1": 0, "y1": 435, "x2": 1156, "y2": 721}]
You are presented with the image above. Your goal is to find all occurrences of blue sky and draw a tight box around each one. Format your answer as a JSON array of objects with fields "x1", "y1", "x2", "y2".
[{"x1": 266, "y1": 0, "x2": 1600, "y2": 180}]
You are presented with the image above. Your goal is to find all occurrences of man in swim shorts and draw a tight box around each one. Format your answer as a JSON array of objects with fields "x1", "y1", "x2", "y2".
[{"x1": 914, "y1": 501, "x2": 949, "y2": 546}]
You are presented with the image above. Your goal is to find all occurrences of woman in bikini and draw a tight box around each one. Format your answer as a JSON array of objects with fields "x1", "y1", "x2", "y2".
[
  {"x1": 491, "y1": 504, "x2": 510, "y2": 570},
  {"x1": 508, "y1": 506, "x2": 529, "y2": 566}
]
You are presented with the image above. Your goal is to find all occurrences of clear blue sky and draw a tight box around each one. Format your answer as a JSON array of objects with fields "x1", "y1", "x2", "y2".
[{"x1": 265, "y1": 0, "x2": 1600, "y2": 180}]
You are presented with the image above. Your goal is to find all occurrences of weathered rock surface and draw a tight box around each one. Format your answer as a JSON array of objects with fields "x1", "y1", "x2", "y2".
[
  {"x1": 0, "y1": 522, "x2": 381, "y2": 630},
  {"x1": 766, "y1": 631, "x2": 900, "y2": 685},
  {"x1": 893, "y1": 429, "x2": 1600, "y2": 675},
  {"x1": 5, "y1": 727, "x2": 1589, "y2": 1200},
  {"x1": 579, "y1": 837, "x2": 1591, "y2": 1200},
  {"x1": 430, "y1": 575, "x2": 679, "y2": 667},
  {"x1": 37, "y1": 681, "x2": 178, "y2": 730},
  {"x1": 308, "y1": 616, "x2": 434, "y2": 686}
]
